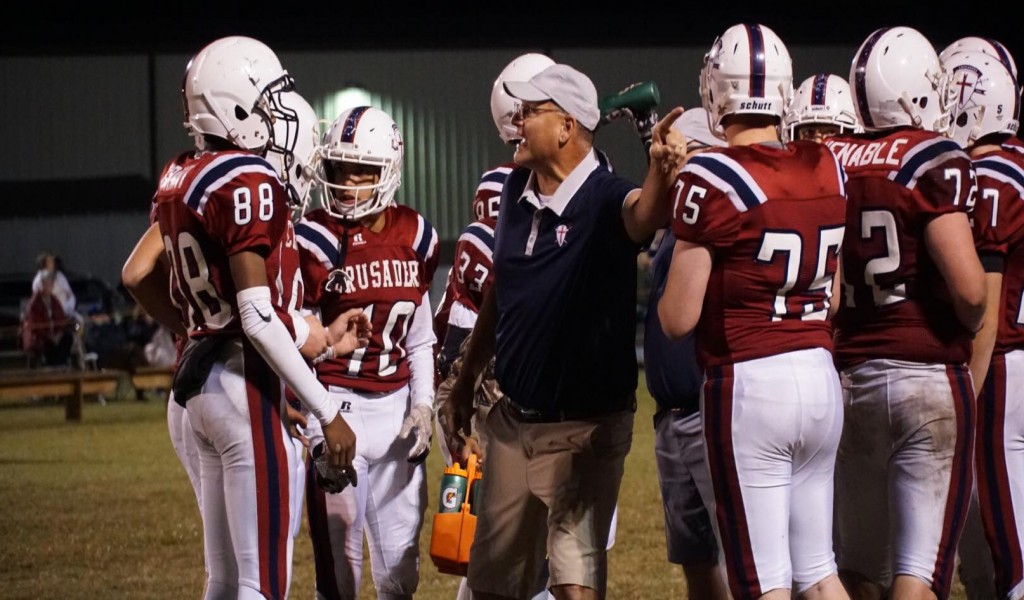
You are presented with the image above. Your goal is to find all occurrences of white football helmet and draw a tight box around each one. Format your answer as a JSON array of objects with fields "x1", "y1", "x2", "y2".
[
  {"x1": 267, "y1": 91, "x2": 320, "y2": 213},
  {"x1": 850, "y1": 27, "x2": 955, "y2": 134},
  {"x1": 784, "y1": 74, "x2": 862, "y2": 140},
  {"x1": 945, "y1": 50, "x2": 1021, "y2": 148},
  {"x1": 182, "y1": 36, "x2": 298, "y2": 156},
  {"x1": 700, "y1": 23, "x2": 793, "y2": 139},
  {"x1": 316, "y1": 106, "x2": 403, "y2": 221},
  {"x1": 940, "y1": 36, "x2": 1018, "y2": 81},
  {"x1": 490, "y1": 53, "x2": 555, "y2": 144}
]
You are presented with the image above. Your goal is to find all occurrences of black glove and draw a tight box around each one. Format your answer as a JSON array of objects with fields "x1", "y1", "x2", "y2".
[
  {"x1": 311, "y1": 441, "x2": 357, "y2": 494},
  {"x1": 630, "y1": 109, "x2": 659, "y2": 146}
]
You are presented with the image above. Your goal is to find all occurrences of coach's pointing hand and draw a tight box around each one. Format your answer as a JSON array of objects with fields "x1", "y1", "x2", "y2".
[{"x1": 649, "y1": 106, "x2": 688, "y2": 174}]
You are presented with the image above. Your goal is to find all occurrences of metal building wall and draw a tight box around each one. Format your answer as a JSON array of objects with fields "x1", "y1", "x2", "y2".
[{"x1": 0, "y1": 44, "x2": 857, "y2": 286}]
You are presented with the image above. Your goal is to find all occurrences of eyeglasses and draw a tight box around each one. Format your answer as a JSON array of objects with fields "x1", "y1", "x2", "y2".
[{"x1": 513, "y1": 105, "x2": 567, "y2": 121}]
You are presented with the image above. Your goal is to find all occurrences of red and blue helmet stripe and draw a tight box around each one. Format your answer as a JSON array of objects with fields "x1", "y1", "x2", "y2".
[
  {"x1": 853, "y1": 28, "x2": 890, "y2": 129},
  {"x1": 745, "y1": 24, "x2": 766, "y2": 98}
]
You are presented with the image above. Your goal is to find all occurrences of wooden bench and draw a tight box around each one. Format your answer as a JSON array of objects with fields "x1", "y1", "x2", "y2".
[
  {"x1": 0, "y1": 368, "x2": 124, "y2": 421},
  {"x1": 130, "y1": 366, "x2": 173, "y2": 397}
]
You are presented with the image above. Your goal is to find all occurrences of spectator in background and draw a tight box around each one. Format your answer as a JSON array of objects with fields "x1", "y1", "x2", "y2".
[
  {"x1": 32, "y1": 252, "x2": 76, "y2": 317},
  {"x1": 21, "y1": 272, "x2": 75, "y2": 367}
]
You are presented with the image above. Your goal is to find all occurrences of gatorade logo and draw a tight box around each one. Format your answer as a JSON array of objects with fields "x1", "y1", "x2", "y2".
[{"x1": 442, "y1": 487, "x2": 460, "y2": 509}]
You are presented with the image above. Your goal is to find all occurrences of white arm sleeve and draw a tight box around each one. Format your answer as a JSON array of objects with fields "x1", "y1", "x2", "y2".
[
  {"x1": 291, "y1": 309, "x2": 310, "y2": 349},
  {"x1": 405, "y1": 291, "x2": 438, "y2": 409},
  {"x1": 237, "y1": 286, "x2": 339, "y2": 426}
]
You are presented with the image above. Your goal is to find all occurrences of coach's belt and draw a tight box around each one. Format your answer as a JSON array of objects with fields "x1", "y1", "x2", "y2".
[{"x1": 502, "y1": 396, "x2": 634, "y2": 423}]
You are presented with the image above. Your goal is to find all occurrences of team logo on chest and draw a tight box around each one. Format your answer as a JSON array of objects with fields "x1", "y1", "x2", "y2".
[
  {"x1": 325, "y1": 269, "x2": 356, "y2": 295},
  {"x1": 555, "y1": 223, "x2": 571, "y2": 247}
]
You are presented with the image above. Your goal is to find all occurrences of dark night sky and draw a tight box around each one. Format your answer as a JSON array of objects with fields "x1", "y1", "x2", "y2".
[{"x1": 1, "y1": 3, "x2": 1017, "y2": 61}]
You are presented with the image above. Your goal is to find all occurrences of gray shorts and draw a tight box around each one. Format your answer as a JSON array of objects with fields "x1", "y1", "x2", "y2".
[{"x1": 653, "y1": 408, "x2": 718, "y2": 565}]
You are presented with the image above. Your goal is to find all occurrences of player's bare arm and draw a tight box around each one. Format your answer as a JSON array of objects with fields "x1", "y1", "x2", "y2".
[
  {"x1": 229, "y1": 250, "x2": 357, "y2": 473},
  {"x1": 969, "y1": 272, "x2": 1004, "y2": 397},
  {"x1": 122, "y1": 222, "x2": 188, "y2": 337},
  {"x1": 924, "y1": 212, "x2": 987, "y2": 332},
  {"x1": 622, "y1": 107, "x2": 688, "y2": 244},
  {"x1": 659, "y1": 239, "x2": 712, "y2": 340}
]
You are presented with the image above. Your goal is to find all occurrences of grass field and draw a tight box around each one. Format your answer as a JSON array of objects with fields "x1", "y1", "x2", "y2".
[{"x1": 0, "y1": 387, "x2": 969, "y2": 599}]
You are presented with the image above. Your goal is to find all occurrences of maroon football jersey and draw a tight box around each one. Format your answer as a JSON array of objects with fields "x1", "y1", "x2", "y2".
[
  {"x1": 448, "y1": 220, "x2": 497, "y2": 317},
  {"x1": 825, "y1": 128, "x2": 977, "y2": 369},
  {"x1": 434, "y1": 163, "x2": 510, "y2": 346},
  {"x1": 297, "y1": 205, "x2": 439, "y2": 392},
  {"x1": 971, "y1": 144, "x2": 1024, "y2": 354},
  {"x1": 154, "y1": 150, "x2": 301, "y2": 339},
  {"x1": 670, "y1": 140, "x2": 847, "y2": 368}
]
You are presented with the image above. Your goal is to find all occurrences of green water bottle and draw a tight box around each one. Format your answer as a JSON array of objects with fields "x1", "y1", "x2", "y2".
[
  {"x1": 438, "y1": 463, "x2": 468, "y2": 513},
  {"x1": 599, "y1": 81, "x2": 661, "y2": 122}
]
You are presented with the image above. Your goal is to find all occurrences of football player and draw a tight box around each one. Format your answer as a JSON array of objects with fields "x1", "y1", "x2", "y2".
[
  {"x1": 123, "y1": 89, "x2": 326, "y2": 530},
  {"x1": 940, "y1": 43, "x2": 1015, "y2": 600},
  {"x1": 658, "y1": 23, "x2": 850, "y2": 600},
  {"x1": 296, "y1": 105, "x2": 439, "y2": 600},
  {"x1": 646, "y1": 106, "x2": 729, "y2": 600},
  {"x1": 433, "y1": 52, "x2": 553, "y2": 457},
  {"x1": 826, "y1": 27, "x2": 986, "y2": 600},
  {"x1": 946, "y1": 49, "x2": 1024, "y2": 600},
  {"x1": 266, "y1": 91, "x2": 324, "y2": 555},
  {"x1": 784, "y1": 73, "x2": 862, "y2": 143},
  {"x1": 154, "y1": 36, "x2": 369, "y2": 600}
]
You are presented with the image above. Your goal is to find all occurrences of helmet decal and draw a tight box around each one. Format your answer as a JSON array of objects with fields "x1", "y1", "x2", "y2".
[
  {"x1": 812, "y1": 73, "x2": 829, "y2": 106},
  {"x1": 341, "y1": 106, "x2": 370, "y2": 143}
]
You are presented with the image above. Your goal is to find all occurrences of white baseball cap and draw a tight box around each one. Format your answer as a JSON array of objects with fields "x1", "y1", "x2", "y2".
[
  {"x1": 504, "y1": 64, "x2": 601, "y2": 131},
  {"x1": 673, "y1": 107, "x2": 726, "y2": 150}
]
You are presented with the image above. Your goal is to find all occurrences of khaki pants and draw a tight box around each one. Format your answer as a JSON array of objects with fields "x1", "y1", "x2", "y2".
[{"x1": 466, "y1": 398, "x2": 633, "y2": 599}]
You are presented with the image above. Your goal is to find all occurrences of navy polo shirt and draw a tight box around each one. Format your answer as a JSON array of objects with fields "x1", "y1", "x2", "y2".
[
  {"x1": 493, "y1": 150, "x2": 641, "y2": 414},
  {"x1": 643, "y1": 229, "x2": 702, "y2": 416}
]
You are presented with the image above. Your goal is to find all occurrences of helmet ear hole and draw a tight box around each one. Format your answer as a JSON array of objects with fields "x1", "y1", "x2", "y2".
[
  {"x1": 956, "y1": 112, "x2": 969, "y2": 127},
  {"x1": 918, "y1": 97, "x2": 928, "y2": 109},
  {"x1": 235, "y1": 106, "x2": 249, "y2": 120}
]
